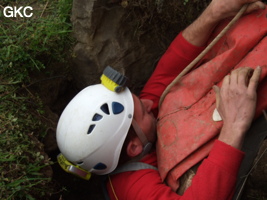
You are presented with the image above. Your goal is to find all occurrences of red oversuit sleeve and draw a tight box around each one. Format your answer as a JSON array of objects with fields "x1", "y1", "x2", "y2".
[
  {"x1": 107, "y1": 140, "x2": 244, "y2": 200},
  {"x1": 139, "y1": 32, "x2": 205, "y2": 115}
]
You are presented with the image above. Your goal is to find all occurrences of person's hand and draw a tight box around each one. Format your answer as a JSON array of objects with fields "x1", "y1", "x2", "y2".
[
  {"x1": 209, "y1": 0, "x2": 266, "y2": 21},
  {"x1": 213, "y1": 66, "x2": 262, "y2": 149},
  {"x1": 182, "y1": 0, "x2": 265, "y2": 47}
]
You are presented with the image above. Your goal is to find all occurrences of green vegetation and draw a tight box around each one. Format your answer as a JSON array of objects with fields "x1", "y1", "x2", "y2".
[
  {"x1": 183, "y1": 0, "x2": 189, "y2": 5},
  {"x1": 0, "y1": 0, "x2": 73, "y2": 199},
  {"x1": 0, "y1": 0, "x2": 72, "y2": 82}
]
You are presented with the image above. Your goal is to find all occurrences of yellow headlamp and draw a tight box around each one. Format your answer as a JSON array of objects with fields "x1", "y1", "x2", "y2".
[{"x1": 100, "y1": 66, "x2": 128, "y2": 93}]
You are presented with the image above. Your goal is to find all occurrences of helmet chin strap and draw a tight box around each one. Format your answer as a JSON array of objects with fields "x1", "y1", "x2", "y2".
[{"x1": 131, "y1": 119, "x2": 152, "y2": 156}]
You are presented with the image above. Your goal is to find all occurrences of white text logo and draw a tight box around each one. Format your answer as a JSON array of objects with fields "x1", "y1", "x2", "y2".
[{"x1": 3, "y1": 6, "x2": 33, "y2": 18}]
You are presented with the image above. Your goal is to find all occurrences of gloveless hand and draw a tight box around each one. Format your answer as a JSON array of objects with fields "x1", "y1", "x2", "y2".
[
  {"x1": 213, "y1": 67, "x2": 262, "y2": 149},
  {"x1": 209, "y1": 0, "x2": 266, "y2": 21}
]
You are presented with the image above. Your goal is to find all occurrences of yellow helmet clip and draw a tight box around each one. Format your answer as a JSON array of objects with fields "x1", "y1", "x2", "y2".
[{"x1": 57, "y1": 153, "x2": 91, "y2": 180}]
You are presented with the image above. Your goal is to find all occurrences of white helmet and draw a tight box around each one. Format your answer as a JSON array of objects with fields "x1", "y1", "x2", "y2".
[{"x1": 56, "y1": 83, "x2": 134, "y2": 175}]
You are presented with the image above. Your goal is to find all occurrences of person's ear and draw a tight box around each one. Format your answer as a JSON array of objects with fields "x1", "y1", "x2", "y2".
[{"x1": 126, "y1": 137, "x2": 143, "y2": 157}]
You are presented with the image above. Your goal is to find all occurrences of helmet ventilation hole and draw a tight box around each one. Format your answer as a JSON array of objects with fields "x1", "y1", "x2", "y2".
[
  {"x1": 112, "y1": 102, "x2": 124, "y2": 114},
  {"x1": 100, "y1": 103, "x2": 110, "y2": 115},
  {"x1": 92, "y1": 113, "x2": 103, "y2": 121},
  {"x1": 76, "y1": 161, "x2": 84, "y2": 165},
  {"x1": 93, "y1": 162, "x2": 107, "y2": 170},
  {"x1": 87, "y1": 124, "x2": 95, "y2": 134}
]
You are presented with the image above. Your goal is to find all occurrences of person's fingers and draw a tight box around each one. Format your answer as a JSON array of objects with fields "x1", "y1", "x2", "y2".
[
  {"x1": 230, "y1": 67, "x2": 247, "y2": 86},
  {"x1": 230, "y1": 68, "x2": 240, "y2": 85},
  {"x1": 213, "y1": 85, "x2": 221, "y2": 108},
  {"x1": 245, "y1": 1, "x2": 266, "y2": 14},
  {"x1": 247, "y1": 66, "x2": 262, "y2": 94},
  {"x1": 220, "y1": 74, "x2": 230, "y2": 100},
  {"x1": 237, "y1": 67, "x2": 253, "y2": 86},
  {"x1": 222, "y1": 74, "x2": 230, "y2": 86}
]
